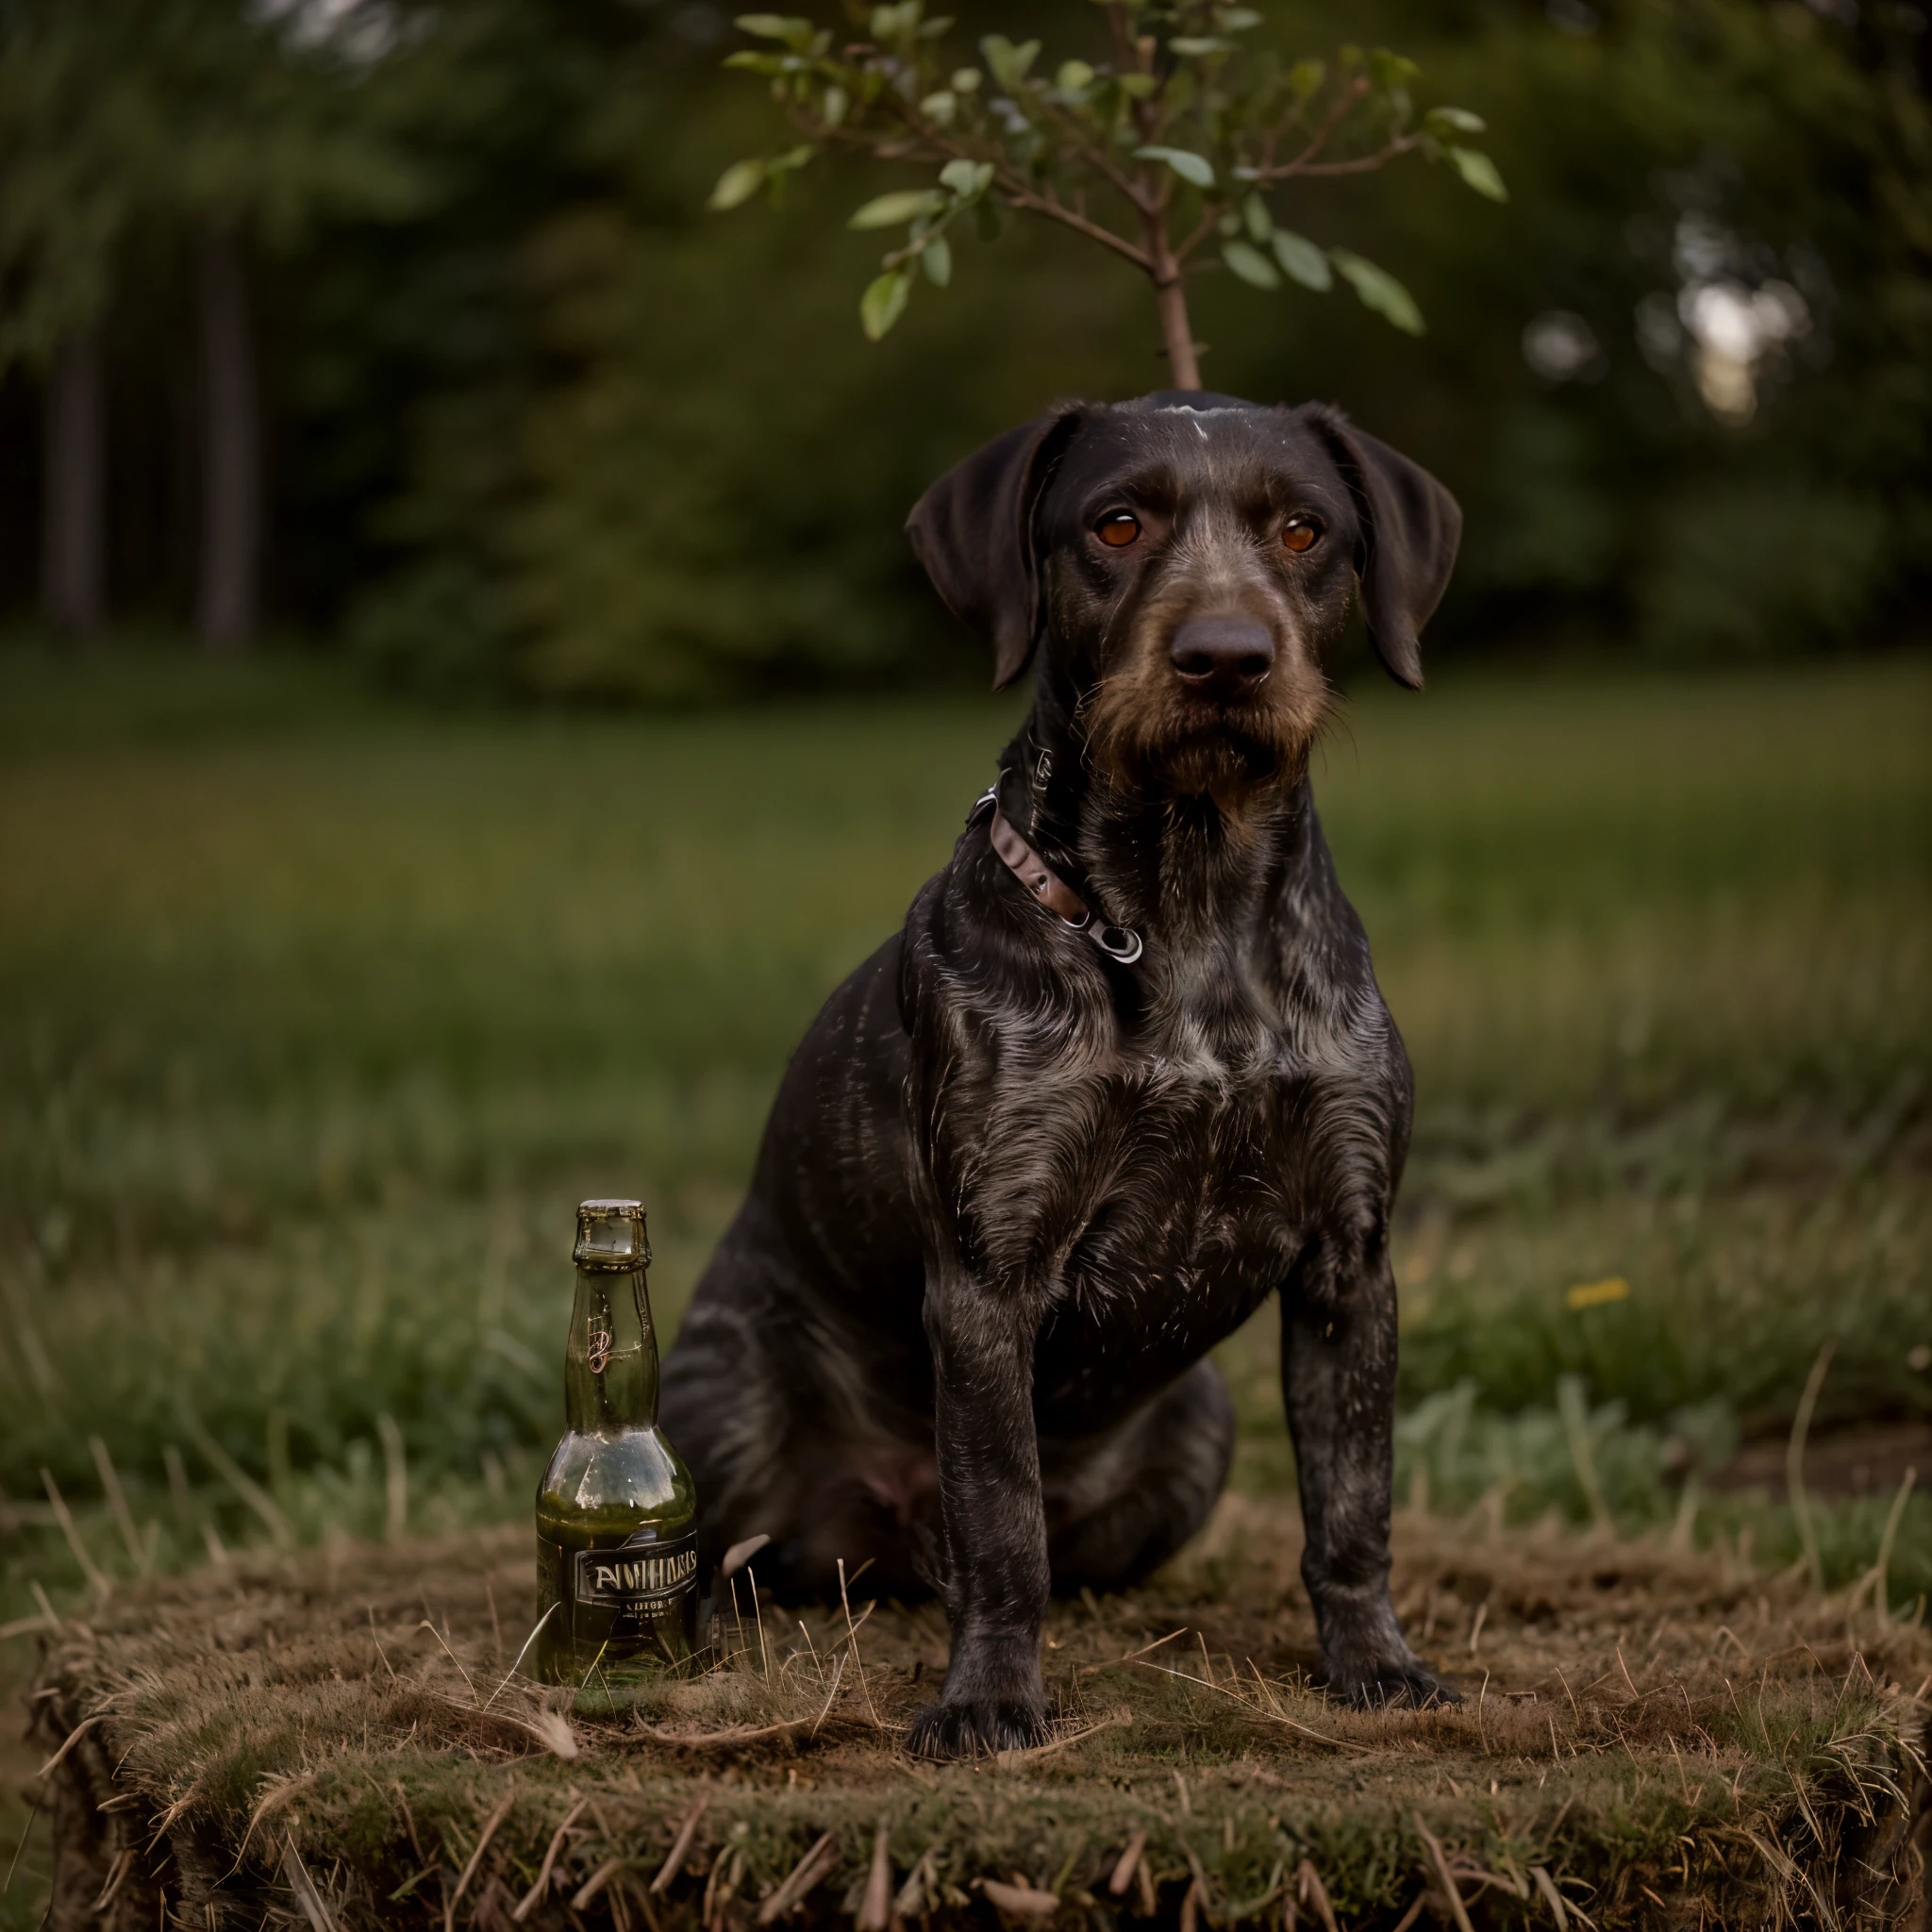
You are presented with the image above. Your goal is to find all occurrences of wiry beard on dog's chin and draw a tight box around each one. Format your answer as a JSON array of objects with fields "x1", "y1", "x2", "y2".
[{"x1": 1081, "y1": 679, "x2": 1327, "y2": 824}]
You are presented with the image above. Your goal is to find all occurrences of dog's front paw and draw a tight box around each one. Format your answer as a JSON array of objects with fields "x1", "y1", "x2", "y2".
[
  {"x1": 1325, "y1": 1654, "x2": 1460, "y2": 1709},
  {"x1": 906, "y1": 1697, "x2": 1048, "y2": 1760}
]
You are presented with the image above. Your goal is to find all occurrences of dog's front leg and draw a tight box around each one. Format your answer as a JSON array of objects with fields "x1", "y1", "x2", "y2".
[
  {"x1": 1282, "y1": 1235, "x2": 1457, "y2": 1707},
  {"x1": 905, "y1": 1247, "x2": 1051, "y2": 1758}
]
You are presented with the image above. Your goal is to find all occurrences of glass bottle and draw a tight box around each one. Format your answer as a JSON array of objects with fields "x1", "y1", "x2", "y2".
[{"x1": 534, "y1": 1199, "x2": 698, "y2": 1691}]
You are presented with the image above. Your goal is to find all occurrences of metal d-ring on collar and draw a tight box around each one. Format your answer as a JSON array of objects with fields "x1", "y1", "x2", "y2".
[{"x1": 969, "y1": 778, "x2": 1144, "y2": 966}]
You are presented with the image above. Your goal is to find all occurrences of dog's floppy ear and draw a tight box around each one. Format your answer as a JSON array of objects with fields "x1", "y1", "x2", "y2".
[
  {"x1": 906, "y1": 408, "x2": 1083, "y2": 689},
  {"x1": 1307, "y1": 409, "x2": 1461, "y2": 690}
]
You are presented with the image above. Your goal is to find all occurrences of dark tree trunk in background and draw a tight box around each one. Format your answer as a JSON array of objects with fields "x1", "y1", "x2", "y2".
[
  {"x1": 42, "y1": 325, "x2": 107, "y2": 640},
  {"x1": 195, "y1": 229, "x2": 260, "y2": 652}
]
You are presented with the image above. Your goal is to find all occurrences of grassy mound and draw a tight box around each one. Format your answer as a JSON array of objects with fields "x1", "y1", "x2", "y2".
[{"x1": 33, "y1": 1499, "x2": 1929, "y2": 1931}]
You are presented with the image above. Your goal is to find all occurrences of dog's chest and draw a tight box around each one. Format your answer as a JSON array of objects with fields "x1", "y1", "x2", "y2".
[{"x1": 961, "y1": 949, "x2": 1391, "y2": 1318}]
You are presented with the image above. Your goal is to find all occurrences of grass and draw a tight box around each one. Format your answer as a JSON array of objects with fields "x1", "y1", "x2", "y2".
[
  {"x1": 0, "y1": 643, "x2": 1929, "y2": 1920},
  {"x1": 29, "y1": 1498, "x2": 1932, "y2": 1931}
]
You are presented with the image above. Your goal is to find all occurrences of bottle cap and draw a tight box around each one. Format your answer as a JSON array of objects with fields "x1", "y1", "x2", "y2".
[{"x1": 575, "y1": 1199, "x2": 651, "y2": 1270}]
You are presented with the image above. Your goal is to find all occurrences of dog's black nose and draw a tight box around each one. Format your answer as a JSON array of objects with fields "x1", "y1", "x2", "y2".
[{"x1": 1169, "y1": 615, "x2": 1275, "y2": 697}]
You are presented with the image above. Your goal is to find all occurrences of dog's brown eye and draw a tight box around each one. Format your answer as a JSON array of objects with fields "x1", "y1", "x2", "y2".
[
  {"x1": 1095, "y1": 512, "x2": 1141, "y2": 548},
  {"x1": 1282, "y1": 515, "x2": 1323, "y2": 554}
]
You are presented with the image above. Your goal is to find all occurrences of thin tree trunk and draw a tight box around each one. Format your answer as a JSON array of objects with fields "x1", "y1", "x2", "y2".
[
  {"x1": 42, "y1": 324, "x2": 107, "y2": 640},
  {"x1": 1141, "y1": 193, "x2": 1202, "y2": 391},
  {"x1": 1156, "y1": 278, "x2": 1201, "y2": 391},
  {"x1": 195, "y1": 228, "x2": 260, "y2": 653}
]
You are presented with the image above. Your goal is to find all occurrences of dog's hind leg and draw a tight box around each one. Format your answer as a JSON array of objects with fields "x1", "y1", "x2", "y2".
[{"x1": 1042, "y1": 1358, "x2": 1236, "y2": 1592}]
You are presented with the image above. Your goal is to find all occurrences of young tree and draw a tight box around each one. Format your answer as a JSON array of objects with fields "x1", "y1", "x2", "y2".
[{"x1": 708, "y1": 0, "x2": 1506, "y2": 385}]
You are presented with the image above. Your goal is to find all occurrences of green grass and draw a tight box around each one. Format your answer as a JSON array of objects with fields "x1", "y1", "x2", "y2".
[{"x1": 0, "y1": 645, "x2": 1928, "y2": 1619}]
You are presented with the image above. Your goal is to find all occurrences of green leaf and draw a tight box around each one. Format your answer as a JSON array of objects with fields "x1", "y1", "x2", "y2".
[
  {"x1": 822, "y1": 85, "x2": 848, "y2": 128},
  {"x1": 734, "y1": 12, "x2": 814, "y2": 50},
  {"x1": 952, "y1": 66, "x2": 982, "y2": 91},
  {"x1": 1369, "y1": 47, "x2": 1421, "y2": 90},
  {"x1": 1425, "y1": 105, "x2": 1486, "y2": 135},
  {"x1": 1169, "y1": 36, "x2": 1233, "y2": 56},
  {"x1": 860, "y1": 270, "x2": 910, "y2": 341},
  {"x1": 1217, "y1": 8, "x2": 1263, "y2": 27},
  {"x1": 1331, "y1": 249, "x2": 1424, "y2": 334},
  {"x1": 1222, "y1": 240, "x2": 1280, "y2": 290},
  {"x1": 1241, "y1": 192, "x2": 1272, "y2": 242},
  {"x1": 1449, "y1": 146, "x2": 1507, "y2": 202},
  {"x1": 708, "y1": 159, "x2": 767, "y2": 211},
  {"x1": 980, "y1": 35, "x2": 1041, "y2": 91},
  {"x1": 1288, "y1": 58, "x2": 1324, "y2": 98},
  {"x1": 1117, "y1": 72, "x2": 1158, "y2": 98},
  {"x1": 921, "y1": 234, "x2": 953, "y2": 287},
  {"x1": 1272, "y1": 229, "x2": 1331, "y2": 289},
  {"x1": 1133, "y1": 145, "x2": 1216, "y2": 190},
  {"x1": 849, "y1": 189, "x2": 946, "y2": 228},
  {"x1": 1056, "y1": 58, "x2": 1094, "y2": 92},
  {"x1": 920, "y1": 91, "x2": 957, "y2": 125},
  {"x1": 939, "y1": 158, "x2": 994, "y2": 199}
]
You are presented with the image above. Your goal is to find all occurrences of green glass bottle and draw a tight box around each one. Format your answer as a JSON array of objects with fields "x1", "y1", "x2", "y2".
[{"x1": 534, "y1": 1199, "x2": 699, "y2": 1690}]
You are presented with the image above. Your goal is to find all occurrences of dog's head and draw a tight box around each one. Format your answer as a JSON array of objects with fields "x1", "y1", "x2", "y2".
[{"x1": 907, "y1": 392, "x2": 1459, "y2": 803}]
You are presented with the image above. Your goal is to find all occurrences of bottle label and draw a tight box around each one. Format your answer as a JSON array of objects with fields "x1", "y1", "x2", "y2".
[{"x1": 574, "y1": 1528, "x2": 699, "y2": 1618}]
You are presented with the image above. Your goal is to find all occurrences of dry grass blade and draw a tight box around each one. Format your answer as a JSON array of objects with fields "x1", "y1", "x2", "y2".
[
  {"x1": 651, "y1": 1797, "x2": 708, "y2": 1894},
  {"x1": 417, "y1": 1619, "x2": 476, "y2": 1697},
  {"x1": 1529, "y1": 1865, "x2": 1570, "y2": 1930},
  {"x1": 826, "y1": 1600, "x2": 874, "y2": 1655},
  {"x1": 91, "y1": 1848, "x2": 132, "y2": 1913},
  {"x1": 484, "y1": 1603, "x2": 556, "y2": 1708},
  {"x1": 856, "y1": 1820, "x2": 891, "y2": 1932},
  {"x1": 1294, "y1": 1861, "x2": 1340, "y2": 1932},
  {"x1": 281, "y1": 1840, "x2": 340, "y2": 1932},
  {"x1": 721, "y1": 1534, "x2": 771, "y2": 1577},
  {"x1": 994, "y1": 1709, "x2": 1132, "y2": 1769},
  {"x1": 443, "y1": 1787, "x2": 517, "y2": 1932},
  {"x1": 572, "y1": 1857, "x2": 626, "y2": 1911},
  {"x1": 1787, "y1": 1341, "x2": 1836, "y2": 1593},
  {"x1": 1080, "y1": 1626, "x2": 1188, "y2": 1675},
  {"x1": 839, "y1": 1557, "x2": 881, "y2": 1727},
  {"x1": 239, "y1": 1773, "x2": 318, "y2": 1863},
  {"x1": 1108, "y1": 1829, "x2": 1147, "y2": 1897},
  {"x1": 1135, "y1": 1659, "x2": 1365, "y2": 1751},
  {"x1": 89, "y1": 1436, "x2": 151, "y2": 1577},
  {"x1": 635, "y1": 1652, "x2": 846, "y2": 1750},
  {"x1": 41, "y1": 1469, "x2": 110, "y2": 1600},
  {"x1": 1411, "y1": 1815, "x2": 1474, "y2": 1932},
  {"x1": 2, "y1": 1799, "x2": 39, "y2": 1896},
  {"x1": 511, "y1": 1793, "x2": 587, "y2": 1922},
  {"x1": 756, "y1": 1830, "x2": 837, "y2": 1925},
  {"x1": 422, "y1": 1688, "x2": 577, "y2": 1759},
  {"x1": 1865, "y1": 1466, "x2": 1917, "y2": 1625},
  {"x1": 35, "y1": 1713, "x2": 100, "y2": 1780},
  {"x1": 187, "y1": 1420, "x2": 292, "y2": 1549},
  {"x1": 978, "y1": 1876, "x2": 1058, "y2": 1917},
  {"x1": 376, "y1": 1413, "x2": 408, "y2": 1542}
]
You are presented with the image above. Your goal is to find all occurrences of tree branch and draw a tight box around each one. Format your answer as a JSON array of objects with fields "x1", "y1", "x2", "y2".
[
  {"x1": 1255, "y1": 133, "x2": 1422, "y2": 181},
  {"x1": 1005, "y1": 181, "x2": 1154, "y2": 272}
]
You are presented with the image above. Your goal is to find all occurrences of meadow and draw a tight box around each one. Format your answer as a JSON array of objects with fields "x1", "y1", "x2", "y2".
[{"x1": 0, "y1": 644, "x2": 1927, "y2": 1629}]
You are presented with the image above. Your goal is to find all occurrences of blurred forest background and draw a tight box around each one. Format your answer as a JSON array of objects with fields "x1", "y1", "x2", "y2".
[{"x1": 3, "y1": 0, "x2": 1930, "y2": 691}]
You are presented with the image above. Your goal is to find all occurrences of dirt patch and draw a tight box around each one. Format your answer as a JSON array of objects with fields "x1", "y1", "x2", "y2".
[{"x1": 22, "y1": 1499, "x2": 1931, "y2": 1931}]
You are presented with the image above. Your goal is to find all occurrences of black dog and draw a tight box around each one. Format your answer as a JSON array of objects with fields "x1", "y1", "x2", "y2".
[{"x1": 660, "y1": 390, "x2": 1461, "y2": 1757}]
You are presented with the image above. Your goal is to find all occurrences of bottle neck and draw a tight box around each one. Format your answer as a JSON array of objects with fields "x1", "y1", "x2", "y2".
[{"x1": 563, "y1": 1262, "x2": 658, "y2": 1433}]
